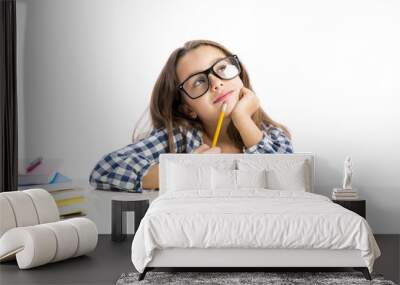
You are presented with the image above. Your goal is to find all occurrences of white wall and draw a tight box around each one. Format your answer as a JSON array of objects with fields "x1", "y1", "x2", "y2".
[{"x1": 17, "y1": 0, "x2": 400, "y2": 234}]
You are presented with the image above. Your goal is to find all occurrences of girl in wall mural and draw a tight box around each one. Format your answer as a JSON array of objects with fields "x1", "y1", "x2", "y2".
[{"x1": 89, "y1": 40, "x2": 293, "y2": 192}]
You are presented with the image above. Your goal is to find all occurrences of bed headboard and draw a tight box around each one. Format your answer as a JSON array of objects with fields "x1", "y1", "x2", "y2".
[{"x1": 159, "y1": 153, "x2": 315, "y2": 195}]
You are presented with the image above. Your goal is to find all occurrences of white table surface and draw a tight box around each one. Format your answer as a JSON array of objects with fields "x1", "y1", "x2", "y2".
[{"x1": 73, "y1": 180, "x2": 159, "y2": 234}]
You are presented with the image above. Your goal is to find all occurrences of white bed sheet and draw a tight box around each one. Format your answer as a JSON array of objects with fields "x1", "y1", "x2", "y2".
[{"x1": 131, "y1": 189, "x2": 380, "y2": 273}]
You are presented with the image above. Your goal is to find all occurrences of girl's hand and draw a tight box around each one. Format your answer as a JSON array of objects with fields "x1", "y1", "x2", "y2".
[
  {"x1": 192, "y1": 144, "x2": 221, "y2": 154},
  {"x1": 231, "y1": 87, "x2": 260, "y2": 120}
]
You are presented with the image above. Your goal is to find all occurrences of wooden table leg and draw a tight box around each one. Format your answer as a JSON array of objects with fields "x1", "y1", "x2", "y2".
[
  {"x1": 133, "y1": 200, "x2": 149, "y2": 235},
  {"x1": 112, "y1": 200, "x2": 127, "y2": 241}
]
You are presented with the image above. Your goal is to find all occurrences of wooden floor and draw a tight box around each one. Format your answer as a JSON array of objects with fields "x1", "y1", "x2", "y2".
[{"x1": 0, "y1": 235, "x2": 398, "y2": 285}]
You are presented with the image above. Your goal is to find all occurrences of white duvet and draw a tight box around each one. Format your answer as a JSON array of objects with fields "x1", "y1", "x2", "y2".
[{"x1": 131, "y1": 189, "x2": 381, "y2": 273}]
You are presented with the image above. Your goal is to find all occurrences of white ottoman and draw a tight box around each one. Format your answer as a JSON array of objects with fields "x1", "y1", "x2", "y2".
[{"x1": 0, "y1": 189, "x2": 98, "y2": 269}]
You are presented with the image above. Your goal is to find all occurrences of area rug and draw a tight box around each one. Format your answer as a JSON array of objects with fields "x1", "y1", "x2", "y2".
[{"x1": 116, "y1": 271, "x2": 396, "y2": 285}]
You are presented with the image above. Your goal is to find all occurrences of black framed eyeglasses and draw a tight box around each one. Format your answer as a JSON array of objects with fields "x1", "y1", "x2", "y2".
[{"x1": 177, "y1": 55, "x2": 241, "y2": 99}]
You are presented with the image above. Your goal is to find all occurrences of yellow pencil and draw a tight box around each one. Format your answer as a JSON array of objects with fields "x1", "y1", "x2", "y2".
[{"x1": 211, "y1": 102, "x2": 227, "y2": 148}]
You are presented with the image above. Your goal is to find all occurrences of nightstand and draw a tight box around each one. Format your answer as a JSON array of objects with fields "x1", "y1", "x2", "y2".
[
  {"x1": 111, "y1": 190, "x2": 158, "y2": 241},
  {"x1": 332, "y1": 199, "x2": 366, "y2": 219}
]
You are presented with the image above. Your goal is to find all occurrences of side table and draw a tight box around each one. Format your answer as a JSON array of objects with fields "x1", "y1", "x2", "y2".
[
  {"x1": 332, "y1": 199, "x2": 366, "y2": 219},
  {"x1": 111, "y1": 190, "x2": 158, "y2": 241}
]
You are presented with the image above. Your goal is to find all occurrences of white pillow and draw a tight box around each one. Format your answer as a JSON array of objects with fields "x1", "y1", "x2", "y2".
[
  {"x1": 167, "y1": 162, "x2": 212, "y2": 192},
  {"x1": 236, "y1": 169, "x2": 268, "y2": 189},
  {"x1": 211, "y1": 168, "x2": 268, "y2": 190},
  {"x1": 212, "y1": 168, "x2": 237, "y2": 191},
  {"x1": 266, "y1": 161, "x2": 308, "y2": 191},
  {"x1": 237, "y1": 159, "x2": 310, "y2": 192}
]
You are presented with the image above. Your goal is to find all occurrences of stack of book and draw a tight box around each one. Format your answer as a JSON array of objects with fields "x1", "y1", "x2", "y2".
[
  {"x1": 332, "y1": 188, "x2": 359, "y2": 200},
  {"x1": 18, "y1": 157, "x2": 87, "y2": 218}
]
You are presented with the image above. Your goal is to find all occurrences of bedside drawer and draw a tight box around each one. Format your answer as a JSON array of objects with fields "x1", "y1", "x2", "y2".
[{"x1": 332, "y1": 200, "x2": 366, "y2": 219}]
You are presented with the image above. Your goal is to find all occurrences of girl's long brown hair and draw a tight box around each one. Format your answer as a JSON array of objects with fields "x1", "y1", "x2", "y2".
[{"x1": 133, "y1": 39, "x2": 292, "y2": 153}]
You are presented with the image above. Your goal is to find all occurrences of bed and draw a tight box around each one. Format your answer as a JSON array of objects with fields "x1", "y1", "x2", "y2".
[{"x1": 131, "y1": 153, "x2": 381, "y2": 281}]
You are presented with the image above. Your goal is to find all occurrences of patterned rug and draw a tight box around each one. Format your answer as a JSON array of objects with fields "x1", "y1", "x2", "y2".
[{"x1": 116, "y1": 271, "x2": 396, "y2": 285}]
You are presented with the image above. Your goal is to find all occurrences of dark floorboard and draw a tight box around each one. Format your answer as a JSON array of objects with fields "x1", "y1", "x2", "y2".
[{"x1": 0, "y1": 234, "x2": 398, "y2": 285}]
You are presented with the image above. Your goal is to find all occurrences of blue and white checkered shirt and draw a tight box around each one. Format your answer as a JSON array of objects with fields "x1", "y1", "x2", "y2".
[{"x1": 89, "y1": 122, "x2": 293, "y2": 192}]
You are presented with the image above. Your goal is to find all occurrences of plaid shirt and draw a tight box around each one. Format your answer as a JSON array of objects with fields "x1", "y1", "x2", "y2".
[{"x1": 89, "y1": 122, "x2": 293, "y2": 192}]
